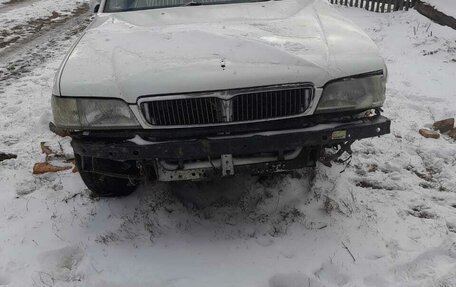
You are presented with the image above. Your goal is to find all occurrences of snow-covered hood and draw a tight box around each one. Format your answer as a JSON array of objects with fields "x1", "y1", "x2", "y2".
[{"x1": 57, "y1": 0, "x2": 386, "y2": 103}]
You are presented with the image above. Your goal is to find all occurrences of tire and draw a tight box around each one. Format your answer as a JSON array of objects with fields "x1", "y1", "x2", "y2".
[
  {"x1": 75, "y1": 155, "x2": 138, "y2": 197},
  {"x1": 79, "y1": 171, "x2": 138, "y2": 198}
]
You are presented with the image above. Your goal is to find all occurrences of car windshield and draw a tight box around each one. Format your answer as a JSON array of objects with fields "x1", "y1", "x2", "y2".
[{"x1": 104, "y1": 0, "x2": 270, "y2": 12}]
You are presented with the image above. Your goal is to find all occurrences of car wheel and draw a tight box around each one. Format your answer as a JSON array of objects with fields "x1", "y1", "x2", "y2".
[
  {"x1": 79, "y1": 171, "x2": 138, "y2": 197},
  {"x1": 75, "y1": 156, "x2": 138, "y2": 197}
]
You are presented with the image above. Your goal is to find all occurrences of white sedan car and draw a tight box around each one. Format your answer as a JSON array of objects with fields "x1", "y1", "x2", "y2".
[{"x1": 52, "y1": 0, "x2": 390, "y2": 197}]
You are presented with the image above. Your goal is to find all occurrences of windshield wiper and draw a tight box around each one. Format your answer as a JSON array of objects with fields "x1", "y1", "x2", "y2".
[
  {"x1": 184, "y1": 1, "x2": 203, "y2": 6},
  {"x1": 182, "y1": 0, "x2": 271, "y2": 7}
]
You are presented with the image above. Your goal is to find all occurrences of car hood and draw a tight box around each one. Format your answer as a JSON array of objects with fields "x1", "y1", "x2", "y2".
[{"x1": 58, "y1": 0, "x2": 385, "y2": 103}]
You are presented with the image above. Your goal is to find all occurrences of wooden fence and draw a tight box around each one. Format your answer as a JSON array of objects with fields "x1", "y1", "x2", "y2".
[{"x1": 329, "y1": 0, "x2": 417, "y2": 12}]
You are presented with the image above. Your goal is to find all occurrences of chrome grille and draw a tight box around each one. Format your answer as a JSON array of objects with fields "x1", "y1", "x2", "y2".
[
  {"x1": 142, "y1": 97, "x2": 223, "y2": 126},
  {"x1": 232, "y1": 89, "x2": 313, "y2": 122},
  {"x1": 140, "y1": 84, "x2": 314, "y2": 126}
]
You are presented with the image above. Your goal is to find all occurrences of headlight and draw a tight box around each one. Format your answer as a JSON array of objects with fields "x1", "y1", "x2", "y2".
[
  {"x1": 52, "y1": 96, "x2": 140, "y2": 130},
  {"x1": 316, "y1": 74, "x2": 386, "y2": 114}
]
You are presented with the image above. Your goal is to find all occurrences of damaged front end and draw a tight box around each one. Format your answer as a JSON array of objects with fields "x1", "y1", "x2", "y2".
[{"x1": 71, "y1": 111, "x2": 390, "y2": 182}]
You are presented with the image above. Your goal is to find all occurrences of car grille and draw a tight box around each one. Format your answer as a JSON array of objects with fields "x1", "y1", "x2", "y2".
[{"x1": 140, "y1": 84, "x2": 314, "y2": 126}]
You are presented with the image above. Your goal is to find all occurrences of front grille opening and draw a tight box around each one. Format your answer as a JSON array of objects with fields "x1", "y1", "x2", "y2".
[{"x1": 141, "y1": 85, "x2": 314, "y2": 126}]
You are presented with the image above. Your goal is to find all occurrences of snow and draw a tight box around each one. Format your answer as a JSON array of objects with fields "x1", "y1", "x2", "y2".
[
  {"x1": 128, "y1": 135, "x2": 159, "y2": 145},
  {"x1": 423, "y1": 0, "x2": 456, "y2": 18},
  {"x1": 0, "y1": 0, "x2": 86, "y2": 28},
  {"x1": 1, "y1": 2, "x2": 456, "y2": 287},
  {"x1": 0, "y1": 0, "x2": 88, "y2": 54}
]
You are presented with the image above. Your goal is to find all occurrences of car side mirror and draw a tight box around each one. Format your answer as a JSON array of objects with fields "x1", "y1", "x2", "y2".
[{"x1": 90, "y1": 0, "x2": 101, "y2": 13}]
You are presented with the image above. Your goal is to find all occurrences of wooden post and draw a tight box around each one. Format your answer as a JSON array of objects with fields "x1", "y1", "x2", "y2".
[
  {"x1": 375, "y1": 0, "x2": 380, "y2": 12},
  {"x1": 387, "y1": 0, "x2": 393, "y2": 12},
  {"x1": 371, "y1": 0, "x2": 376, "y2": 11},
  {"x1": 405, "y1": 0, "x2": 409, "y2": 10}
]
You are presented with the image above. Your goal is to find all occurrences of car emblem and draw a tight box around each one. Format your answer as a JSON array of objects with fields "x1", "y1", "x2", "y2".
[{"x1": 221, "y1": 100, "x2": 232, "y2": 122}]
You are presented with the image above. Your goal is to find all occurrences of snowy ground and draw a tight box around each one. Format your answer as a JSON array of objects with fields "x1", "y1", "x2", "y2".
[
  {"x1": 0, "y1": 0, "x2": 88, "y2": 53},
  {"x1": 423, "y1": 0, "x2": 456, "y2": 18},
  {"x1": 1, "y1": 1, "x2": 456, "y2": 287}
]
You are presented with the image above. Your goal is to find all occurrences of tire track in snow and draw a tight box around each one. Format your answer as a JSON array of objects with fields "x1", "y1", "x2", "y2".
[
  {"x1": 0, "y1": 6, "x2": 91, "y2": 84},
  {"x1": 0, "y1": 3, "x2": 90, "y2": 54},
  {"x1": 0, "y1": 0, "x2": 43, "y2": 13}
]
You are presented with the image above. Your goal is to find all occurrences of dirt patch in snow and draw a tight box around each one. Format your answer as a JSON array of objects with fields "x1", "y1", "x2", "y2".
[
  {"x1": 416, "y1": 0, "x2": 456, "y2": 29},
  {"x1": 0, "y1": 8, "x2": 91, "y2": 82},
  {"x1": 1, "y1": 0, "x2": 29, "y2": 5},
  {"x1": 408, "y1": 205, "x2": 438, "y2": 219},
  {"x1": 0, "y1": 3, "x2": 89, "y2": 51}
]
